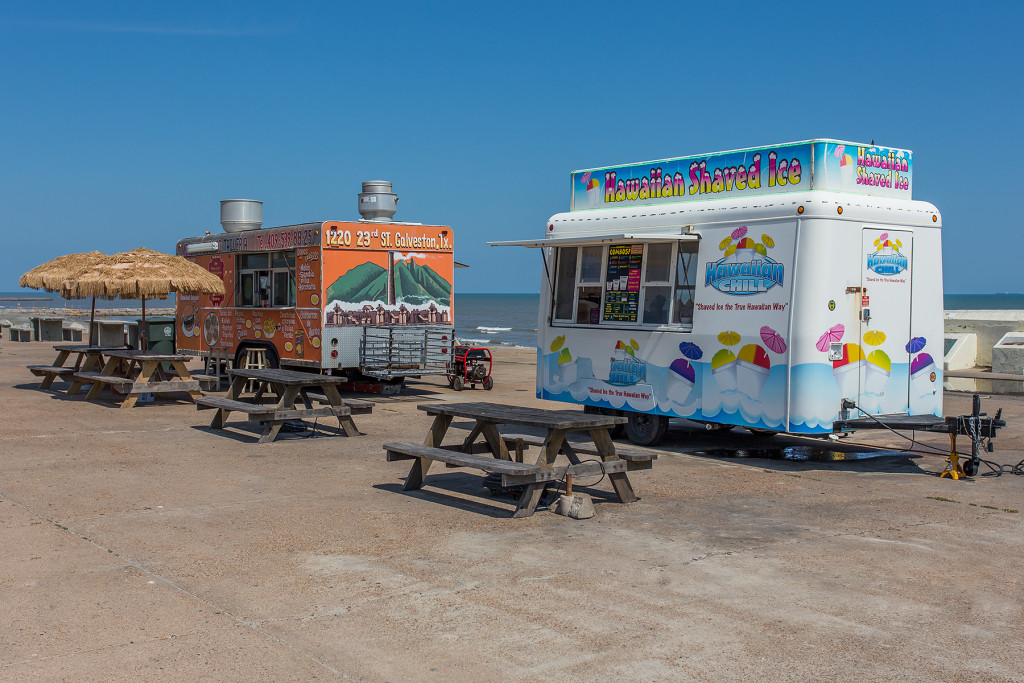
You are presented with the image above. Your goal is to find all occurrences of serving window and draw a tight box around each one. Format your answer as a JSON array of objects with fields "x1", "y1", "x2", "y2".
[
  {"x1": 237, "y1": 251, "x2": 296, "y2": 308},
  {"x1": 551, "y1": 240, "x2": 699, "y2": 328}
]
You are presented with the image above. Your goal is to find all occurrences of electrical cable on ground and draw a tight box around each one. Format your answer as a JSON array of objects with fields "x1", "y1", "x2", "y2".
[{"x1": 846, "y1": 401, "x2": 1022, "y2": 477}]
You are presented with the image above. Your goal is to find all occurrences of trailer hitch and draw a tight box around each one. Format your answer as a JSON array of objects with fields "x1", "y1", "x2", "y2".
[{"x1": 941, "y1": 394, "x2": 1008, "y2": 478}]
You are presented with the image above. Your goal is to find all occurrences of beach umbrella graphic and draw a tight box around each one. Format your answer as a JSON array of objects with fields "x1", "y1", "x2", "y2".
[
  {"x1": 863, "y1": 330, "x2": 886, "y2": 346},
  {"x1": 731, "y1": 226, "x2": 748, "y2": 240},
  {"x1": 760, "y1": 326, "x2": 787, "y2": 354},
  {"x1": 816, "y1": 323, "x2": 845, "y2": 352},
  {"x1": 678, "y1": 341, "x2": 703, "y2": 360},
  {"x1": 718, "y1": 330, "x2": 741, "y2": 346},
  {"x1": 906, "y1": 336, "x2": 927, "y2": 353},
  {"x1": 718, "y1": 236, "x2": 732, "y2": 250}
]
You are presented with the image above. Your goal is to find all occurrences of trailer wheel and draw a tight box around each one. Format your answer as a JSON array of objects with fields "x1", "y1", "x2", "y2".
[
  {"x1": 962, "y1": 459, "x2": 977, "y2": 477},
  {"x1": 483, "y1": 377, "x2": 494, "y2": 390},
  {"x1": 452, "y1": 376, "x2": 464, "y2": 391},
  {"x1": 625, "y1": 413, "x2": 668, "y2": 447}
]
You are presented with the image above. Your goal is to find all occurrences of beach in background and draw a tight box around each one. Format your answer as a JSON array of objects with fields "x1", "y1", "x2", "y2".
[{"x1": 3, "y1": 291, "x2": 1022, "y2": 349}]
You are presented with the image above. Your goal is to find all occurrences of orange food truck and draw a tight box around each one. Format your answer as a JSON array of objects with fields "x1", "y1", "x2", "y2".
[{"x1": 175, "y1": 183, "x2": 455, "y2": 383}]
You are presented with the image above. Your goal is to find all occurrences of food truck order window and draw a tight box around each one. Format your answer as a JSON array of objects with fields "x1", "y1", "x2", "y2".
[
  {"x1": 237, "y1": 251, "x2": 297, "y2": 308},
  {"x1": 552, "y1": 240, "x2": 698, "y2": 329}
]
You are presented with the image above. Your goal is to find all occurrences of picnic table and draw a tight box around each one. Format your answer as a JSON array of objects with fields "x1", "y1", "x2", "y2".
[
  {"x1": 384, "y1": 402, "x2": 654, "y2": 518},
  {"x1": 76, "y1": 349, "x2": 202, "y2": 408},
  {"x1": 28, "y1": 345, "x2": 124, "y2": 391},
  {"x1": 195, "y1": 367, "x2": 361, "y2": 444}
]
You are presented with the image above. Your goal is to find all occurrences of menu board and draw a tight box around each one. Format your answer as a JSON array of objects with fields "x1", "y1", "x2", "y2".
[{"x1": 603, "y1": 244, "x2": 643, "y2": 322}]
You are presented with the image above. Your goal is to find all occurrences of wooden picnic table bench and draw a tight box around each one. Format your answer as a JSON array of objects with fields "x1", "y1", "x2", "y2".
[
  {"x1": 78, "y1": 349, "x2": 202, "y2": 408},
  {"x1": 29, "y1": 345, "x2": 125, "y2": 391},
  {"x1": 383, "y1": 402, "x2": 644, "y2": 518},
  {"x1": 197, "y1": 368, "x2": 359, "y2": 443}
]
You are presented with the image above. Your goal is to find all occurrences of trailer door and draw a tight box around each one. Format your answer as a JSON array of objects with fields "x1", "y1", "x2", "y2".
[{"x1": 858, "y1": 227, "x2": 912, "y2": 414}]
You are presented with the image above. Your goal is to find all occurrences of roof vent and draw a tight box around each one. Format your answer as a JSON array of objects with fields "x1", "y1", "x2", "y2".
[
  {"x1": 220, "y1": 199, "x2": 263, "y2": 233},
  {"x1": 358, "y1": 181, "x2": 398, "y2": 222}
]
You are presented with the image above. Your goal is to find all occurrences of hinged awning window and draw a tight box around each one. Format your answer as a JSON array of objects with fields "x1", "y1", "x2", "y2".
[{"x1": 489, "y1": 232, "x2": 698, "y2": 248}]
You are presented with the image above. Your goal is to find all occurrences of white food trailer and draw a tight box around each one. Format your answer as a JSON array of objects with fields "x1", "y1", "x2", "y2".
[{"x1": 494, "y1": 140, "x2": 943, "y2": 445}]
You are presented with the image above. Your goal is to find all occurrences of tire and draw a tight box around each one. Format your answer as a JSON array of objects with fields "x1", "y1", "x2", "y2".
[
  {"x1": 962, "y1": 459, "x2": 977, "y2": 477},
  {"x1": 235, "y1": 343, "x2": 279, "y2": 370},
  {"x1": 452, "y1": 376, "x2": 464, "y2": 391},
  {"x1": 483, "y1": 376, "x2": 494, "y2": 390},
  {"x1": 625, "y1": 412, "x2": 669, "y2": 447}
]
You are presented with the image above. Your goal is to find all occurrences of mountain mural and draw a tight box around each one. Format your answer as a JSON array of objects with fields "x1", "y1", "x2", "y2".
[{"x1": 326, "y1": 258, "x2": 451, "y2": 306}]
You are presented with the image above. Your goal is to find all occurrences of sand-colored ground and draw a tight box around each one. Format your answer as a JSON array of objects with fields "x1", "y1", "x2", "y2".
[{"x1": 1, "y1": 341, "x2": 1022, "y2": 681}]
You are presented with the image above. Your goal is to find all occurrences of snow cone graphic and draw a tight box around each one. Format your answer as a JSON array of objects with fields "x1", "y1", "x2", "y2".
[
  {"x1": 711, "y1": 349, "x2": 738, "y2": 392},
  {"x1": 556, "y1": 347, "x2": 576, "y2": 385},
  {"x1": 586, "y1": 178, "x2": 601, "y2": 206},
  {"x1": 911, "y1": 352, "x2": 936, "y2": 397},
  {"x1": 832, "y1": 343, "x2": 866, "y2": 398},
  {"x1": 735, "y1": 344, "x2": 771, "y2": 398},
  {"x1": 864, "y1": 349, "x2": 891, "y2": 394},
  {"x1": 840, "y1": 153, "x2": 855, "y2": 183},
  {"x1": 613, "y1": 340, "x2": 635, "y2": 359},
  {"x1": 734, "y1": 237, "x2": 756, "y2": 262},
  {"x1": 668, "y1": 358, "x2": 696, "y2": 404}
]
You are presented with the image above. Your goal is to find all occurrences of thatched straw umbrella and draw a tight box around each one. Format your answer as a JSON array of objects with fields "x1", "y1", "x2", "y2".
[
  {"x1": 64, "y1": 247, "x2": 226, "y2": 349},
  {"x1": 19, "y1": 251, "x2": 114, "y2": 346}
]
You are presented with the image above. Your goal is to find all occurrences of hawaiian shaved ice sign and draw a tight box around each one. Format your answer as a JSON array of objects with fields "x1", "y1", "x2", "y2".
[
  {"x1": 736, "y1": 344, "x2": 771, "y2": 398},
  {"x1": 706, "y1": 226, "x2": 784, "y2": 295}
]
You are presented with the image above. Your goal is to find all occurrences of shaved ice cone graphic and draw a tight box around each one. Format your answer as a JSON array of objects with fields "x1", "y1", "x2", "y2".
[
  {"x1": 735, "y1": 237, "x2": 756, "y2": 263},
  {"x1": 711, "y1": 349, "x2": 738, "y2": 392},
  {"x1": 832, "y1": 343, "x2": 865, "y2": 398},
  {"x1": 586, "y1": 177, "x2": 601, "y2": 206},
  {"x1": 911, "y1": 352, "x2": 937, "y2": 397},
  {"x1": 840, "y1": 153, "x2": 855, "y2": 184},
  {"x1": 556, "y1": 347, "x2": 576, "y2": 385},
  {"x1": 668, "y1": 358, "x2": 696, "y2": 404},
  {"x1": 735, "y1": 344, "x2": 771, "y2": 398},
  {"x1": 864, "y1": 349, "x2": 891, "y2": 394}
]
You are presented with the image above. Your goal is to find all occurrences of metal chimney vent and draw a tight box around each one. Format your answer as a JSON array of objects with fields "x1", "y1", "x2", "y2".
[
  {"x1": 358, "y1": 181, "x2": 398, "y2": 222},
  {"x1": 220, "y1": 199, "x2": 263, "y2": 233}
]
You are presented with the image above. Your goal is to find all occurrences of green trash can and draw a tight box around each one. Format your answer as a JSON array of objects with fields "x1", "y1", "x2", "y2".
[{"x1": 138, "y1": 316, "x2": 177, "y2": 369}]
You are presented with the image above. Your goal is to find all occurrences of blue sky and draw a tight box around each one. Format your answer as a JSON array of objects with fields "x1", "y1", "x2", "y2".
[{"x1": 2, "y1": 2, "x2": 1020, "y2": 293}]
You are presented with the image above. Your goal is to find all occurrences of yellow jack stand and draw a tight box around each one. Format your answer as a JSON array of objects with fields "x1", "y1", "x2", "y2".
[{"x1": 940, "y1": 433, "x2": 964, "y2": 479}]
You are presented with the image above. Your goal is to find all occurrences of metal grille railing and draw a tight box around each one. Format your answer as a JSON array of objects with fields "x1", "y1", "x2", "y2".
[{"x1": 360, "y1": 326, "x2": 455, "y2": 379}]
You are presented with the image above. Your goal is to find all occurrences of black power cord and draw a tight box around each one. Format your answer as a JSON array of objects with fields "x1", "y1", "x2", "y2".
[{"x1": 844, "y1": 401, "x2": 1023, "y2": 477}]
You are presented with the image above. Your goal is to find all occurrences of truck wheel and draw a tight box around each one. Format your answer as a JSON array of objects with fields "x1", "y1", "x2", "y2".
[
  {"x1": 483, "y1": 377, "x2": 494, "y2": 390},
  {"x1": 452, "y1": 376, "x2": 464, "y2": 391},
  {"x1": 625, "y1": 413, "x2": 668, "y2": 447}
]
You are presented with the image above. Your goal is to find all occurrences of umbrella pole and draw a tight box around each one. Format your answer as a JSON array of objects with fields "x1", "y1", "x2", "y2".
[
  {"x1": 141, "y1": 296, "x2": 147, "y2": 350},
  {"x1": 89, "y1": 296, "x2": 96, "y2": 347}
]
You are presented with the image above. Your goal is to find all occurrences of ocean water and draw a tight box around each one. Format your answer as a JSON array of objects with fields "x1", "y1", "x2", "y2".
[
  {"x1": 455, "y1": 293, "x2": 539, "y2": 348},
  {"x1": 0, "y1": 290, "x2": 176, "y2": 310},
  {"x1": 4, "y1": 289, "x2": 1022, "y2": 350}
]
